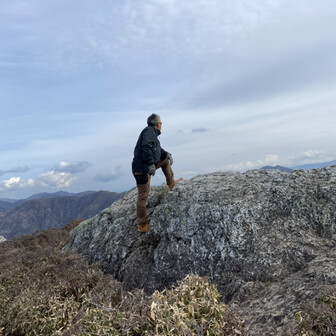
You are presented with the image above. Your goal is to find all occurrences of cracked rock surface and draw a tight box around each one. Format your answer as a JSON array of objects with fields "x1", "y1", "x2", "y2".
[
  {"x1": 234, "y1": 248, "x2": 336, "y2": 335},
  {"x1": 65, "y1": 166, "x2": 336, "y2": 334}
]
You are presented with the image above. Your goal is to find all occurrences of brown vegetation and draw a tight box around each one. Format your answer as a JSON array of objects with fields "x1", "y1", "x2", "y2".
[
  {"x1": 2, "y1": 218, "x2": 333, "y2": 335},
  {"x1": 0, "y1": 220, "x2": 243, "y2": 336}
]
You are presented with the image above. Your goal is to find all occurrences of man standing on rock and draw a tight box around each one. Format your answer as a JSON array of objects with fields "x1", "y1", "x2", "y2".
[{"x1": 132, "y1": 114, "x2": 183, "y2": 233}]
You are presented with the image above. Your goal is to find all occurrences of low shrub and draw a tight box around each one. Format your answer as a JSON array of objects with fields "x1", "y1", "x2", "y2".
[
  {"x1": 148, "y1": 274, "x2": 243, "y2": 335},
  {"x1": 0, "y1": 220, "x2": 244, "y2": 336}
]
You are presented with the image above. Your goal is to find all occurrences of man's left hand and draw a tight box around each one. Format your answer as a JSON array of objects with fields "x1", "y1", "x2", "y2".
[
  {"x1": 167, "y1": 152, "x2": 174, "y2": 166},
  {"x1": 148, "y1": 164, "x2": 156, "y2": 176}
]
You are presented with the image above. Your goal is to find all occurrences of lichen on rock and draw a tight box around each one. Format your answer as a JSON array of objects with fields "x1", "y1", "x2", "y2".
[
  {"x1": 66, "y1": 166, "x2": 336, "y2": 293},
  {"x1": 65, "y1": 166, "x2": 336, "y2": 334}
]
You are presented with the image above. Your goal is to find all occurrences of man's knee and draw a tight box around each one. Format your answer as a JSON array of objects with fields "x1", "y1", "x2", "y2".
[
  {"x1": 157, "y1": 158, "x2": 170, "y2": 170},
  {"x1": 134, "y1": 173, "x2": 149, "y2": 185}
]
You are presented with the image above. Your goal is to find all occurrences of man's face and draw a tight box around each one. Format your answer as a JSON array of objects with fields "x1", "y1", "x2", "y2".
[{"x1": 155, "y1": 120, "x2": 162, "y2": 131}]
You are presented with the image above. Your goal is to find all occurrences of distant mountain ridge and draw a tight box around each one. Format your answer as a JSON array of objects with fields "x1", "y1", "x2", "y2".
[
  {"x1": 261, "y1": 159, "x2": 336, "y2": 172},
  {"x1": 293, "y1": 159, "x2": 336, "y2": 170},
  {"x1": 0, "y1": 191, "x2": 125, "y2": 239},
  {"x1": 0, "y1": 190, "x2": 99, "y2": 211},
  {"x1": 0, "y1": 198, "x2": 17, "y2": 203},
  {"x1": 25, "y1": 190, "x2": 77, "y2": 200},
  {"x1": 260, "y1": 165, "x2": 293, "y2": 172}
]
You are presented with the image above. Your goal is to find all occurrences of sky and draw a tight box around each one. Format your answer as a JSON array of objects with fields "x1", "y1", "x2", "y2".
[{"x1": 1, "y1": 0, "x2": 336, "y2": 199}]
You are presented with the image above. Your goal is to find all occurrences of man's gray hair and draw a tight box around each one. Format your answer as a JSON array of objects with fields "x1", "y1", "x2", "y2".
[{"x1": 147, "y1": 113, "x2": 161, "y2": 126}]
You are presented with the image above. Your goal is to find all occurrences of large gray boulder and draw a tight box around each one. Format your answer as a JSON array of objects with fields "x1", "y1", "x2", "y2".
[
  {"x1": 65, "y1": 166, "x2": 336, "y2": 299},
  {"x1": 65, "y1": 166, "x2": 336, "y2": 334}
]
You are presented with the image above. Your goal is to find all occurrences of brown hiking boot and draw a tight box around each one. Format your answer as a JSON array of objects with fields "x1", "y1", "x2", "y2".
[
  {"x1": 168, "y1": 177, "x2": 184, "y2": 190},
  {"x1": 137, "y1": 222, "x2": 150, "y2": 233}
]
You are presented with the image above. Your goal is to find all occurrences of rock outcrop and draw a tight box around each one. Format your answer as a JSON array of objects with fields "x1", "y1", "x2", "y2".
[
  {"x1": 65, "y1": 166, "x2": 336, "y2": 335},
  {"x1": 0, "y1": 235, "x2": 6, "y2": 244}
]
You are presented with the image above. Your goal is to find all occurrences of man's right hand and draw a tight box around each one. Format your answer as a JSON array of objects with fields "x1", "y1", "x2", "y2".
[{"x1": 148, "y1": 164, "x2": 156, "y2": 176}]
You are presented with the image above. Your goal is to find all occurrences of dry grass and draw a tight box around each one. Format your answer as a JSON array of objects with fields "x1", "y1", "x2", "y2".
[
  {"x1": 0, "y1": 220, "x2": 244, "y2": 336},
  {"x1": 149, "y1": 275, "x2": 243, "y2": 336}
]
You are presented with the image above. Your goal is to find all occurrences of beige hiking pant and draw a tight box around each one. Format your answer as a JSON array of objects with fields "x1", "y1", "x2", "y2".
[{"x1": 133, "y1": 157, "x2": 174, "y2": 226}]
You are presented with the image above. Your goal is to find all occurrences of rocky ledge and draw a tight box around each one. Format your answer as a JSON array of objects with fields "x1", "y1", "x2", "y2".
[{"x1": 65, "y1": 166, "x2": 336, "y2": 335}]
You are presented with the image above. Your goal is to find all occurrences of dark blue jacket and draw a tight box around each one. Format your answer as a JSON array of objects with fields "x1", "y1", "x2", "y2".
[{"x1": 132, "y1": 126, "x2": 168, "y2": 174}]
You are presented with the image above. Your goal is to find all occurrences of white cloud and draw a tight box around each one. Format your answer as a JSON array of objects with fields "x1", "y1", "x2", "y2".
[
  {"x1": 181, "y1": 170, "x2": 198, "y2": 176},
  {"x1": 226, "y1": 154, "x2": 280, "y2": 171},
  {"x1": 0, "y1": 166, "x2": 29, "y2": 176},
  {"x1": 0, "y1": 0, "x2": 283, "y2": 71},
  {"x1": 297, "y1": 150, "x2": 335, "y2": 165},
  {"x1": 303, "y1": 150, "x2": 325, "y2": 159},
  {"x1": 36, "y1": 161, "x2": 90, "y2": 189},
  {"x1": 224, "y1": 150, "x2": 336, "y2": 172},
  {"x1": 53, "y1": 160, "x2": 91, "y2": 173},
  {"x1": 0, "y1": 177, "x2": 34, "y2": 191},
  {"x1": 1, "y1": 0, "x2": 336, "y2": 199},
  {"x1": 264, "y1": 154, "x2": 280, "y2": 164},
  {"x1": 95, "y1": 166, "x2": 123, "y2": 183},
  {"x1": 39, "y1": 171, "x2": 75, "y2": 188}
]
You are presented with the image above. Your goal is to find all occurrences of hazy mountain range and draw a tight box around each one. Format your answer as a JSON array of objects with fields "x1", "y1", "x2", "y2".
[
  {"x1": 260, "y1": 165, "x2": 293, "y2": 173},
  {"x1": 0, "y1": 190, "x2": 125, "y2": 239},
  {"x1": 260, "y1": 159, "x2": 336, "y2": 172},
  {"x1": 0, "y1": 191, "x2": 97, "y2": 211}
]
